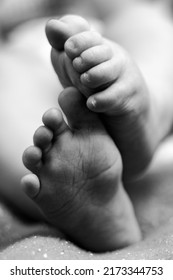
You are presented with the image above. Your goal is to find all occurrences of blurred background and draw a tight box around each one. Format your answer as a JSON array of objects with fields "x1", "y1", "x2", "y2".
[
  {"x1": 0, "y1": 0, "x2": 173, "y2": 39},
  {"x1": 0, "y1": 0, "x2": 60, "y2": 37}
]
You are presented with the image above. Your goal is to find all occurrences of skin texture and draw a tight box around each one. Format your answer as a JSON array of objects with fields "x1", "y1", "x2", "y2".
[
  {"x1": 0, "y1": 0, "x2": 173, "y2": 258},
  {"x1": 21, "y1": 87, "x2": 141, "y2": 252},
  {"x1": 45, "y1": 15, "x2": 156, "y2": 180},
  {"x1": 0, "y1": 136, "x2": 173, "y2": 259}
]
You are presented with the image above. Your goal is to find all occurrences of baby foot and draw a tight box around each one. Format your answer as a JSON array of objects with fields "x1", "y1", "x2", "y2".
[
  {"x1": 46, "y1": 15, "x2": 156, "y2": 180},
  {"x1": 46, "y1": 15, "x2": 112, "y2": 97},
  {"x1": 21, "y1": 87, "x2": 141, "y2": 252}
]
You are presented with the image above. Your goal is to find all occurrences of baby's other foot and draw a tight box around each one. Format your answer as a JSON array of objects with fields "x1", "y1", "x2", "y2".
[
  {"x1": 46, "y1": 15, "x2": 155, "y2": 180},
  {"x1": 21, "y1": 87, "x2": 141, "y2": 252},
  {"x1": 46, "y1": 15, "x2": 114, "y2": 97}
]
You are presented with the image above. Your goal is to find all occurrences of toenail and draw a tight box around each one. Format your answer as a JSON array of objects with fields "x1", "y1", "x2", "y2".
[
  {"x1": 91, "y1": 98, "x2": 97, "y2": 108},
  {"x1": 87, "y1": 97, "x2": 97, "y2": 110},
  {"x1": 65, "y1": 39, "x2": 75, "y2": 51},
  {"x1": 81, "y1": 72, "x2": 90, "y2": 83},
  {"x1": 73, "y1": 56, "x2": 82, "y2": 67}
]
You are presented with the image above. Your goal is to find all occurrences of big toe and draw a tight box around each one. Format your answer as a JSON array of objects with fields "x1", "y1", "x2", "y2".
[
  {"x1": 46, "y1": 15, "x2": 90, "y2": 50},
  {"x1": 58, "y1": 87, "x2": 102, "y2": 130}
]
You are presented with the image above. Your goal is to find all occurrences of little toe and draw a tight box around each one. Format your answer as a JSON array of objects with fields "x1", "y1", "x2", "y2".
[
  {"x1": 65, "y1": 31, "x2": 102, "y2": 59},
  {"x1": 46, "y1": 15, "x2": 90, "y2": 51},
  {"x1": 33, "y1": 126, "x2": 53, "y2": 151},
  {"x1": 87, "y1": 81, "x2": 124, "y2": 113},
  {"x1": 22, "y1": 146, "x2": 42, "y2": 172},
  {"x1": 73, "y1": 44, "x2": 113, "y2": 73},
  {"x1": 21, "y1": 174, "x2": 40, "y2": 199},
  {"x1": 42, "y1": 107, "x2": 68, "y2": 136}
]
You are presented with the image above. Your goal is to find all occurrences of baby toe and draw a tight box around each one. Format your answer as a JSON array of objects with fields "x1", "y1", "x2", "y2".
[
  {"x1": 22, "y1": 146, "x2": 42, "y2": 172},
  {"x1": 33, "y1": 126, "x2": 53, "y2": 151},
  {"x1": 65, "y1": 30, "x2": 102, "y2": 59},
  {"x1": 86, "y1": 82, "x2": 123, "y2": 113},
  {"x1": 46, "y1": 15, "x2": 90, "y2": 51},
  {"x1": 21, "y1": 174, "x2": 40, "y2": 199},
  {"x1": 73, "y1": 44, "x2": 112, "y2": 73},
  {"x1": 80, "y1": 58, "x2": 118, "y2": 89},
  {"x1": 42, "y1": 107, "x2": 68, "y2": 136}
]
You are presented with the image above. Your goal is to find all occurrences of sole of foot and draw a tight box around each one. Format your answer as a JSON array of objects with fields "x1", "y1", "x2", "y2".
[{"x1": 22, "y1": 87, "x2": 141, "y2": 252}]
